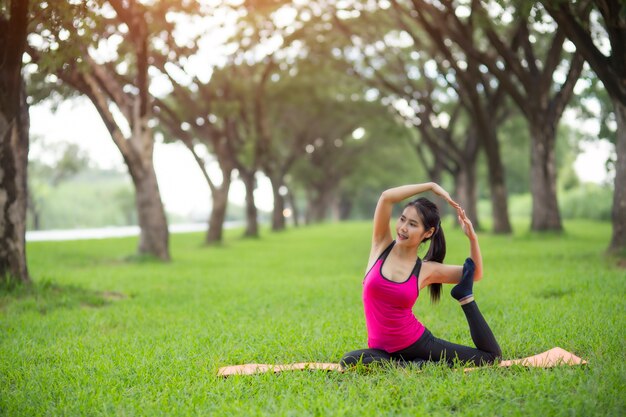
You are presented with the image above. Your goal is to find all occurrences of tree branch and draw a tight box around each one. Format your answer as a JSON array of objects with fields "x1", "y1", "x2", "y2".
[{"x1": 543, "y1": 1, "x2": 624, "y2": 103}]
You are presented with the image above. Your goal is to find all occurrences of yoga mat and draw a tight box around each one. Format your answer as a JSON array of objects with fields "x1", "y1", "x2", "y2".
[{"x1": 217, "y1": 347, "x2": 587, "y2": 377}]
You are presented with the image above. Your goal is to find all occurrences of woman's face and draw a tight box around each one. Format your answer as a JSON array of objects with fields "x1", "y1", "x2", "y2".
[{"x1": 395, "y1": 206, "x2": 434, "y2": 246}]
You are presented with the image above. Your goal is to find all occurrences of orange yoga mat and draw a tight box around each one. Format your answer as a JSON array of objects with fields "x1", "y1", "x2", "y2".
[{"x1": 217, "y1": 347, "x2": 587, "y2": 377}]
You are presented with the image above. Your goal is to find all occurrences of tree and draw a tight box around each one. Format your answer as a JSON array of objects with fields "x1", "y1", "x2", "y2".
[
  {"x1": 389, "y1": 0, "x2": 514, "y2": 233},
  {"x1": 330, "y1": 7, "x2": 485, "y2": 226},
  {"x1": 155, "y1": 1, "x2": 301, "y2": 239},
  {"x1": 338, "y1": 109, "x2": 426, "y2": 221},
  {"x1": 223, "y1": 60, "x2": 276, "y2": 238},
  {"x1": 260, "y1": 67, "x2": 325, "y2": 230},
  {"x1": 542, "y1": 0, "x2": 625, "y2": 253},
  {"x1": 151, "y1": 56, "x2": 237, "y2": 245},
  {"x1": 259, "y1": 43, "x2": 387, "y2": 229},
  {"x1": 410, "y1": 0, "x2": 584, "y2": 232},
  {"x1": 25, "y1": 0, "x2": 202, "y2": 260},
  {"x1": 290, "y1": 96, "x2": 394, "y2": 222},
  {"x1": 156, "y1": 57, "x2": 277, "y2": 239},
  {"x1": 0, "y1": 0, "x2": 30, "y2": 284}
]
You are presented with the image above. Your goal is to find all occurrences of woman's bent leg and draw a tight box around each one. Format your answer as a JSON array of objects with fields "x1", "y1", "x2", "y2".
[{"x1": 339, "y1": 349, "x2": 392, "y2": 368}]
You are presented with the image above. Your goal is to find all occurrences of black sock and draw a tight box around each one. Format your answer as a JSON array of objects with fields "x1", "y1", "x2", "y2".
[{"x1": 451, "y1": 258, "x2": 475, "y2": 301}]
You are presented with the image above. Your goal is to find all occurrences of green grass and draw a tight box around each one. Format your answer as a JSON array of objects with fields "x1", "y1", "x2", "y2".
[{"x1": 1, "y1": 220, "x2": 625, "y2": 416}]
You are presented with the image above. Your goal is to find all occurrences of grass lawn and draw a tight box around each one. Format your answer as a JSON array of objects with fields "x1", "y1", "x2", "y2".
[{"x1": 1, "y1": 220, "x2": 625, "y2": 416}]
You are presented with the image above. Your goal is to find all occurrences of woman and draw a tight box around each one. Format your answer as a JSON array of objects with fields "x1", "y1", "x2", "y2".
[{"x1": 340, "y1": 182, "x2": 501, "y2": 368}]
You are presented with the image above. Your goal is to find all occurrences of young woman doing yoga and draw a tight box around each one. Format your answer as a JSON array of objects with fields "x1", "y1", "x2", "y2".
[{"x1": 340, "y1": 182, "x2": 501, "y2": 368}]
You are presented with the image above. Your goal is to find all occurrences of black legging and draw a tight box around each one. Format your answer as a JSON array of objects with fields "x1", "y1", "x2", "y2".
[{"x1": 341, "y1": 301, "x2": 501, "y2": 368}]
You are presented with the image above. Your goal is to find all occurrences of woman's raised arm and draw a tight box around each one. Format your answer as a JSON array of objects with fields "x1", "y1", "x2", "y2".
[
  {"x1": 421, "y1": 207, "x2": 483, "y2": 287},
  {"x1": 370, "y1": 182, "x2": 458, "y2": 257}
]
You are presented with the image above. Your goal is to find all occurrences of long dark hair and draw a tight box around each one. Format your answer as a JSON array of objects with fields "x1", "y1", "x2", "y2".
[{"x1": 406, "y1": 197, "x2": 446, "y2": 303}]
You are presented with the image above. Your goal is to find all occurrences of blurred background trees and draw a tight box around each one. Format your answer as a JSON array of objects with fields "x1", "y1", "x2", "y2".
[{"x1": 1, "y1": 0, "x2": 622, "y2": 281}]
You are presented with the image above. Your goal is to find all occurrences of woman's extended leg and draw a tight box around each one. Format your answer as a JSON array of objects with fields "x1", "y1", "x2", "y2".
[
  {"x1": 394, "y1": 302, "x2": 501, "y2": 366},
  {"x1": 450, "y1": 257, "x2": 501, "y2": 362},
  {"x1": 460, "y1": 300, "x2": 501, "y2": 361}
]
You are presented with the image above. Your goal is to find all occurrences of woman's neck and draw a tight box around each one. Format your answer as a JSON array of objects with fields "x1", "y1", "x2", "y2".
[{"x1": 393, "y1": 242, "x2": 419, "y2": 260}]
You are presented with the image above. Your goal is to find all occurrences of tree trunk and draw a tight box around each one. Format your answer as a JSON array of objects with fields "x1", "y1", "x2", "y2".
[
  {"x1": 609, "y1": 97, "x2": 626, "y2": 254},
  {"x1": 241, "y1": 171, "x2": 259, "y2": 237},
  {"x1": 454, "y1": 162, "x2": 479, "y2": 229},
  {"x1": 482, "y1": 128, "x2": 513, "y2": 234},
  {"x1": 412, "y1": 141, "x2": 446, "y2": 216},
  {"x1": 269, "y1": 176, "x2": 286, "y2": 231},
  {"x1": 337, "y1": 192, "x2": 352, "y2": 221},
  {"x1": 26, "y1": 188, "x2": 41, "y2": 231},
  {"x1": 430, "y1": 157, "x2": 448, "y2": 218},
  {"x1": 307, "y1": 186, "x2": 334, "y2": 223},
  {"x1": 0, "y1": 0, "x2": 30, "y2": 284},
  {"x1": 205, "y1": 175, "x2": 231, "y2": 244},
  {"x1": 0, "y1": 87, "x2": 30, "y2": 284},
  {"x1": 308, "y1": 195, "x2": 321, "y2": 223},
  {"x1": 128, "y1": 157, "x2": 170, "y2": 261},
  {"x1": 287, "y1": 187, "x2": 300, "y2": 227},
  {"x1": 529, "y1": 123, "x2": 562, "y2": 231}
]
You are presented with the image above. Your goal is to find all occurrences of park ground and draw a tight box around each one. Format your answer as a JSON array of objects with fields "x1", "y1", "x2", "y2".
[{"x1": 1, "y1": 220, "x2": 625, "y2": 416}]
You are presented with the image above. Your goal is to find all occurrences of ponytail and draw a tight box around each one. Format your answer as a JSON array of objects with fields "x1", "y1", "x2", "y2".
[
  {"x1": 406, "y1": 197, "x2": 447, "y2": 304},
  {"x1": 424, "y1": 224, "x2": 446, "y2": 303}
]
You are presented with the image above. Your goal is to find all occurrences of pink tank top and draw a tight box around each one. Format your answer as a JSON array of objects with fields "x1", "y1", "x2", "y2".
[{"x1": 362, "y1": 241, "x2": 425, "y2": 352}]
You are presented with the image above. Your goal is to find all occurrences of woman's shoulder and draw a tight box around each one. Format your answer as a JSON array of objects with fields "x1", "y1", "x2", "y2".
[
  {"x1": 373, "y1": 238, "x2": 394, "y2": 255},
  {"x1": 366, "y1": 238, "x2": 394, "y2": 271},
  {"x1": 418, "y1": 260, "x2": 444, "y2": 282}
]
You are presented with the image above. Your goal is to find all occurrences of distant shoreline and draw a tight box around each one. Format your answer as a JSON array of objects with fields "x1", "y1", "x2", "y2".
[{"x1": 26, "y1": 221, "x2": 244, "y2": 242}]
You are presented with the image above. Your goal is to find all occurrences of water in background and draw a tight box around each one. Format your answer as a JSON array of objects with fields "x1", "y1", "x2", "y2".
[{"x1": 26, "y1": 222, "x2": 243, "y2": 242}]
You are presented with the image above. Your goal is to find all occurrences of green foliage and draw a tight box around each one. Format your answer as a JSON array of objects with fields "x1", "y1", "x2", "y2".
[
  {"x1": 25, "y1": 0, "x2": 93, "y2": 103},
  {"x1": 281, "y1": 61, "x2": 410, "y2": 216},
  {"x1": 29, "y1": 137, "x2": 91, "y2": 185},
  {"x1": 478, "y1": 193, "x2": 533, "y2": 222},
  {"x1": 341, "y1": 128, "x2": 425, "y2": 219},
  {"x1": 496, "y1": 113, "x2": 585, "y2": 195},
  {"x1": 479, "y1": 184, "x2": 613, "y2": 223},
  {"x1": 1, "y1": 221, "x2": 624, "y2": 415},
  {"x1": 559, "y1": 184, "x2": 613, "y2": 221},
  {"x1": 28, "y1": 137, "x2": 129, "y2": 230},
  {"x1": 27, "y1": 168, "x2": 136, "y2": 230},
  {"x1": 568, "y1": 69, "x2": 618, "y2": 173}
]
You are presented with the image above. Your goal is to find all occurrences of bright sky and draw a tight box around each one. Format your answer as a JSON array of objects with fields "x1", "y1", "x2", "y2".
[
  {"x1": 29, "y1": 98, "x2": 275, "y2": 218},
  {"x1": 574, "y1": 139, "x2": 614, "y2": 184}
]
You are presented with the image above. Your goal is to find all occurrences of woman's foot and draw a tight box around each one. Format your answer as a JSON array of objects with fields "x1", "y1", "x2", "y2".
[{"x1": 451, "y1": 257, "x2": 475, "y2": 304}]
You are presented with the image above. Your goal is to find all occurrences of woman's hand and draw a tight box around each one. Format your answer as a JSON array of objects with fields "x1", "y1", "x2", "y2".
[
  {"x1": 456, "y1": 206, "x2": 482, "y2": 279},
  {"x1": 430, "y1": 183, "x2": 460, "y2": 209},
  {"x1": 457, "y1": 207, "x2": 477, "y2": 241}
]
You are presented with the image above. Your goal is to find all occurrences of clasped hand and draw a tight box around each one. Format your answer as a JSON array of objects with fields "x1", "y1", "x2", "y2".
[{"x1": 430, "y1": 183, "x2": 476, "y2": 240}]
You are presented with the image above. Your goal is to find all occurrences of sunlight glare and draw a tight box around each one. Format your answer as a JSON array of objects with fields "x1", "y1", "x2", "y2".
[
  {"x1": 352, "y1": 127, "x2": 365, "y2": 140},
  {"x1": 273, "y1": 6, "x2": 297, "y2": 28}
]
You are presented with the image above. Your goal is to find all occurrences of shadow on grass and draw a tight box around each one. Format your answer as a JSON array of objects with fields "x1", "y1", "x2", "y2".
[
  {"x1": 608, "y1": 249, "x2": 626, "y2": 269},
  {"x1": 93, "y1": 253, "x2": 169, "y2": 267},
  {"x1": 535, "y1": 287, "x2": 575, "y2": 299},
  {"x1": 0, "y1": 279, "x2": 127, "y2": 315},
  {"x1": 122, "y1": 253, "x2": 168, "y2": 264}
]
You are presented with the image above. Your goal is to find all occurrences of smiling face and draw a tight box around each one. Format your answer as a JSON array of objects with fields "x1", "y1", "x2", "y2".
[{"x1": 395, "y1": 206, "x2": 435, "y2": 247}]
